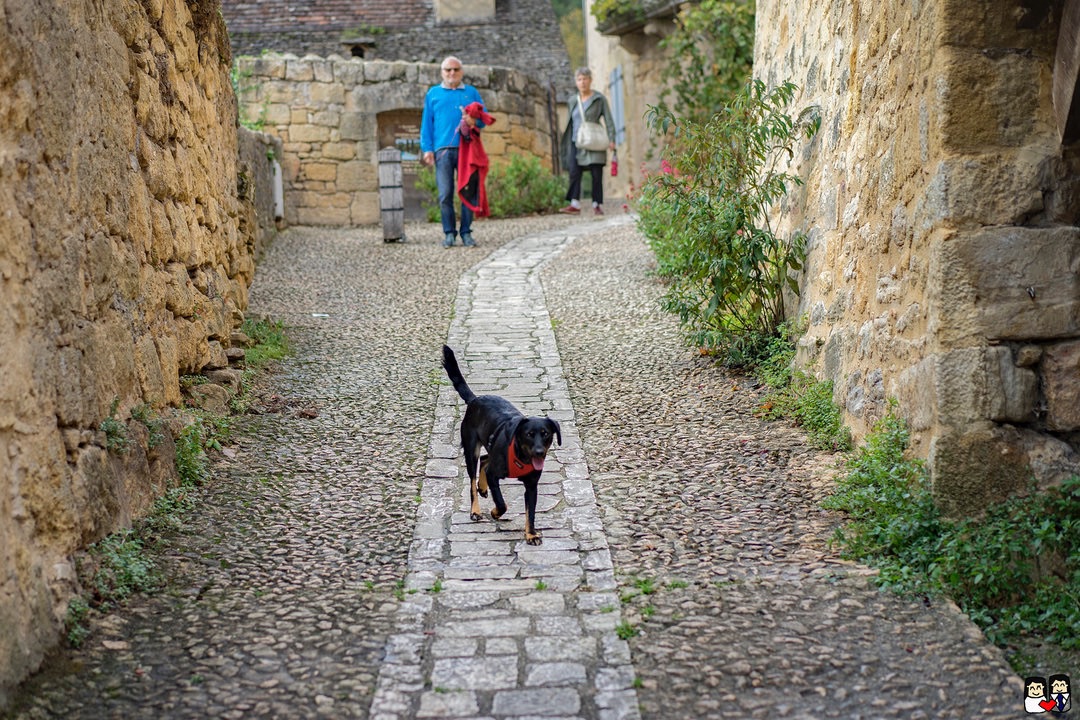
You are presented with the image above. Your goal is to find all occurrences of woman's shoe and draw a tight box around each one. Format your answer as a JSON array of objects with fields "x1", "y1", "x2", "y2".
[{"x1": 559, "y1": 205, "x2": 581, "y2": 214}]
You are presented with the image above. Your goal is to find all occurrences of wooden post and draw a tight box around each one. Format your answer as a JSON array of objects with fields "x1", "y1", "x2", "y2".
[{"x1": 378, "y1": 147, "x2": 405, "y2": 242}]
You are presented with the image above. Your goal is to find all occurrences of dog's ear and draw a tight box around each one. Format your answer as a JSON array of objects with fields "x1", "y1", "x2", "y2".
[
  {"x1": 547, "y1": 418, "x2": 562, "y2": 446},
  {"x1": 498, "y1": 417, "x2": 524, "y2": 450}
]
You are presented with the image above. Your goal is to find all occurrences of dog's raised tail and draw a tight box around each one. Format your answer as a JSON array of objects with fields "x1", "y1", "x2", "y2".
[{"x1": 442, "y1": 345, "x2": 476, "y2": 404}]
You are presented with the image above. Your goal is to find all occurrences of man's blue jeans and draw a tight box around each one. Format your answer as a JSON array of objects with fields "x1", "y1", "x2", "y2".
[{"x1": 435, "y1": 147, "x2": 472, "y2": 236}]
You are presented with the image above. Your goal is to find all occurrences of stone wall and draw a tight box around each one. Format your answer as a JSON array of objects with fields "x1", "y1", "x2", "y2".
[
  {"x1": 238, "y1": 127, "x2": 285, "y2": 260},
  {"x1": 754, "y1": 0, "x2": 1080, "y2": 514},
  {"x1": 0, "y1": 0, "x2": 255, "y2": 701},
  {"x1": 235, "y1": 55, "x2": 560, "y2": 226}
]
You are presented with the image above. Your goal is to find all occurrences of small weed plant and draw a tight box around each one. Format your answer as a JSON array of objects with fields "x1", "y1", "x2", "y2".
[
  {"x1": 753, "y1": 319, "x2": 851, "y2": 451},
  {"x1": 100, "y1": 397, "x2": 129, "y2": 454},
  {"x1": 640, "y1": 80, "x2": 819, "y2": 366},
  {"x1": 86, "y1": 530, "x2": 159, "y2": 609},
  {"x1": 825, "y1": 411, "x2": 1080, "y2": 662}
]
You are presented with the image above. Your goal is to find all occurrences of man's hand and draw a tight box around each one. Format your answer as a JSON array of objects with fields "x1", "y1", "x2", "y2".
[
  {"x1": 460, "y1": 107, "x2": 477, "y2": 128},
  {"x1": 422, "y1": 151, "x2": 434, "y2": 166}
]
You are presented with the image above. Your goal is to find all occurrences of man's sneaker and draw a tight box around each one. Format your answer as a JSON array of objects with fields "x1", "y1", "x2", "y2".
[
  {"x1": 559, "y1": 205, "x2": 580, "y2": 214},
  {"x1": 594, "y1": 206, "x2": 604, "y2": 215},
  {"x1": 443, "y1": 233, "x2": 455, "y2": 248},
  {"x1": 461, "y1": 233, "x2": 476, "y2": 247}
]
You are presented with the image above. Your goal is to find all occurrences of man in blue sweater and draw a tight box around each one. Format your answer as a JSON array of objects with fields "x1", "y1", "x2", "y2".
[{"x1": 421, "y1": 56, "x2": 487, "y2": 248}]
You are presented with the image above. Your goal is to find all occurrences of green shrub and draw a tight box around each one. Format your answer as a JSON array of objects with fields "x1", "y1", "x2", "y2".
[
  {"x1": 640, "y1": 80, "x2": 819, "y2": 365},
  {"x1": 242, "y1": 317, "x2": 290, "y2": 369},
  {"x1": 824, "y1": 413, "x2": 1080, "y2": 657},
  {"x1": 416, "y1": 154, "x2": 564, "y2": 222},
  {"x1": 65, "y1": 596, "x2": 91, "y2": 648}
]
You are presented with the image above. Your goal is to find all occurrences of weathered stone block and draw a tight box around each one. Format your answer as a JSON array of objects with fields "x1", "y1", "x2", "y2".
[
  {"x1": 288, "y1": 124, "x2": 331, "y2": 143},
  {"x1": 932, "y1": 226, "x2": 1080, "y2": 343},
  {"x1": 351, "y1": 192, "x2": 380, "y2": 225},
  {"x1": 285, "y1": 59, "x2": 314, "y2": 81},
  {"x1": 337, "y1": 161, "x2": 375, "y2": 192},
  {"x1": 322, "y1": 142, "x2": 357, "y2": 161},
  {"x1": 302, "y1": 162, "x2": 338, "y2": 182},
  {"x1": 931, "y1": 425, "x2": 1080, "y2": 517},
  {"x1": 134, "y1": 334, "x2": 166, "y2": 405},
  {"x1": 1042, "y1": 340, "x2": 1080, "y2": 431}
]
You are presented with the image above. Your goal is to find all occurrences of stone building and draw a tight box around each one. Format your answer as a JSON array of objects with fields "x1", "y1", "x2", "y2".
[
  {"x1": 588, "y1": 0, "x2": 1080, "y2": 515},
  {"x1": 220, "y1": 0, "x2": 573, "y2": 96}
]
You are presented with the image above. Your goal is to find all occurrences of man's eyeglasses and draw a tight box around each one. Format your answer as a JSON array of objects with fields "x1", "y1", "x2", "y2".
[{"x1": 442, "y1": 67, "x2": 461, "y2": 72}]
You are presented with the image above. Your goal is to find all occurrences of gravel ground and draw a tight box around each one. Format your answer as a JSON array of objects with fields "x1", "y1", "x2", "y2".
[
  {"x1": 541, "y1": 223, "x2": 1024, "y2": 719},
  {"x1": 5, "y1": 214, "x2": 1027, "y2": 719}
]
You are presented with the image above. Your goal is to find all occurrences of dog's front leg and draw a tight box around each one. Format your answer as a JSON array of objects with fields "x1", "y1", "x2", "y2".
[
  {"x1": 488, "y1": 477, "x2": 508, "y2": 520},
  {"x1": 522, "y1": 478, "x2": 542, "y2": 545}
]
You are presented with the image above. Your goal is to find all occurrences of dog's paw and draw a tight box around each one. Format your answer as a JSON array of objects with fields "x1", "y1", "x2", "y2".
[
  {"x1": 525, "y1": 533, "x2": 543, "y2": 546},
  {"x1": 490, "y1": 507, "x2": 506, "y2": 520},
  {"x1": 470, "y1": 511, "x2": 482, "y2": 521},
  {"x1": 478, "y1": 487, "x2": 488, "y2": 498}
]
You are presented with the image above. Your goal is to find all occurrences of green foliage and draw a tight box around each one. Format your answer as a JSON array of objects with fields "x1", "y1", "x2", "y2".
[
  {"x1": 658, "y1": 0, "x2": 755, "y2": 124},
  {"x1": 230, "y1": 63, "x2": 266, "y2": 131},
  {"x1": 242, "y1": 317, "x2": 291, "y2": 369},
  {"x1": 87, "y1": 530, "x2": 158, "y2": 608},
  {"x1": 825, "y1": 414, "x2": 1080, "y2": 654},
  {"x1": 131, "y1": 403, "x2": 166, "y2": 449},
  {"x1": 615, "y1": 620, "x2": 639, "y2": 639},
  {"x1": 65, "y1": 596, "x2": 91, "y2": 648},
  {"x1": 416, "y1": 154, "x2": 564, "y2": 222},
  {"x1": 640, "y1": 80, "x2": 819, "y2": 365},
  {"x1": 559, "y1": 7, "x2": 586, "y2": 70},
  {"x1": 591, "y1": 0, "x2": 644, "y2": 26},
  {"x1": 100, "y1": 397, "x2": 129, "y2": 454},
  {"x1": 754, "y1": 319, "x2": 852, "y2": 451},
  {"x1": 175, "y1": 418, "x2": 211, "y2": 486}
]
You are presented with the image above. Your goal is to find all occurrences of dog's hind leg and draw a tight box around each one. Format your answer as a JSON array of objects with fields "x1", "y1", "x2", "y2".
[
  {"x1": 477, "y1": 456, "x2": 489, "y2": 497},
  {"x1": 463, "y1": 440, "x2": 484, "y2": 521}
]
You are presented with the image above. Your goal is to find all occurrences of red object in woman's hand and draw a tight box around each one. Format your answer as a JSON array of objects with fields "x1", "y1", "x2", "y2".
[{"x1": 610, "y1": 151, "x2": 618, "y2": 177}]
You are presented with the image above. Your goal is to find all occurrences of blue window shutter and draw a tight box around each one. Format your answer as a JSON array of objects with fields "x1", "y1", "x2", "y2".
[{"x1": 609, "y1": 65, "x2": 625, "y2": 145}]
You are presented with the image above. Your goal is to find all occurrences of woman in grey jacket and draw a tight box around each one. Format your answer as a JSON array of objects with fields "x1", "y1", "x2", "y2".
[{"x1": 559, "y1": 67, "x2": 616, "y2": 215}]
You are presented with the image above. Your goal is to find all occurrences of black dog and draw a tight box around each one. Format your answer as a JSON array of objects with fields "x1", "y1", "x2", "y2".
[{"x1": 442, "y1": 345, "x2": 561, "y2": 545}]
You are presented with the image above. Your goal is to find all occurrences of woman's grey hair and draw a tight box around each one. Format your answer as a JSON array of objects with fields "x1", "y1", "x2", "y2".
[{"x1": 575, "y1": 67, "x2": 592, "y2": 78}]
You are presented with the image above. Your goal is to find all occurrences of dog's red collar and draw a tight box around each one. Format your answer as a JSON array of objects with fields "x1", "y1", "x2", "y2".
[{"x1": 506, "y1": 441, "x2": 533, "y2": 478}]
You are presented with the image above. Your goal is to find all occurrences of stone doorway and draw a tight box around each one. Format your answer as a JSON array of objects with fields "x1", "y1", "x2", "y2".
[{"x1": 377, "y1": 110, "x2": 427, "y2": 221}]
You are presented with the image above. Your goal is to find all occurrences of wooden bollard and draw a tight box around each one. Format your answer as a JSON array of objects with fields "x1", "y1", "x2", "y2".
[{"x1": 378, "y1": 147, "x2": 405, "y2": 242}]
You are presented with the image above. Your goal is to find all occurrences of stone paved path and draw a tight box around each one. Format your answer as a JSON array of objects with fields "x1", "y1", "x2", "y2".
[
  {"x1": 5, "y1": 215, "x2": 1026, "y2": 720},
  {"x1": 369, "y1": 224, "x2": 640, "y2": 720}
]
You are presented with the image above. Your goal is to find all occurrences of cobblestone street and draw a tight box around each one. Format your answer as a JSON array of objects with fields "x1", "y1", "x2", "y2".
[{"x1": 8, "y1": 216, "x2": 1021, "y2": 719}]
